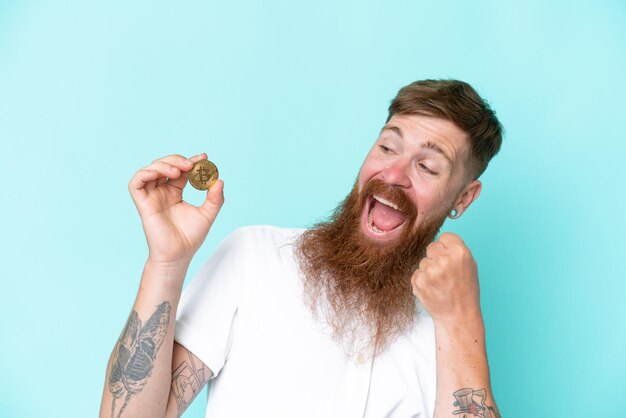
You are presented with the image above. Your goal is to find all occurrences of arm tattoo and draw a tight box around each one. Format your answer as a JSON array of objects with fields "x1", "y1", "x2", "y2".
[
  {"x1": 108, "y1": 302, "x2": 171, "y2": 418},
  {"x1": 171, "y1": 349, "x2": 208, "y2": 416},
  {"x1": 451, "y1": 387, "x2": 501, "y2": 418}
]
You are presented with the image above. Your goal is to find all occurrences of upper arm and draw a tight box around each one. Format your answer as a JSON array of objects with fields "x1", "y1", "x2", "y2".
[{"x1": 164, "y1": 342, "x2": 213, "y2": 418}]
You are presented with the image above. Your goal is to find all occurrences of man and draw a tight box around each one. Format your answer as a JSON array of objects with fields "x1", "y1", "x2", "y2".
[{"x1": 100, "y1": 79, "x2": 503, "y2": 418}]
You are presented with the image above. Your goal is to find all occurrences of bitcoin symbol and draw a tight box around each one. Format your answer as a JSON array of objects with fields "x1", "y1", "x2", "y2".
[
  {"x1": 193, "y1": 167, "x2": 211, "y2": 185},
  {"x1": 188, "y1": 160, "x2": 218, "y2": 190}
]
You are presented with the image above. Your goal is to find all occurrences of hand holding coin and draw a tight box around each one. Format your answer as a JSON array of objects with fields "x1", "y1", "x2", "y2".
[{"x1": 128, "y1": 153, "x2": 224, "y2": 266}]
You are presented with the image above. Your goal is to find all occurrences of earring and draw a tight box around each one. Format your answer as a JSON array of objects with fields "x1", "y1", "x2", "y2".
[{"x1": 449, "y1": 208, "x2": 461, "y2": 219}]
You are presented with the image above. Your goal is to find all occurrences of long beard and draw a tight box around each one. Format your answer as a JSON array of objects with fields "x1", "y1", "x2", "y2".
[{"x1": 296, "y1": 179, "x2": 447, "y2": 357}]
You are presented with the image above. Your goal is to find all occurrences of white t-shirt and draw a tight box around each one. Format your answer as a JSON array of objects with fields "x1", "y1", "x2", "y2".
[{"x1": 175, "y1": 225, "x2": 436, "y2": 418}]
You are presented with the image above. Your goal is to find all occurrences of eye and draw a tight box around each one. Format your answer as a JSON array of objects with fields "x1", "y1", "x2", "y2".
[
  {"x1": 378, "y1": 144, "x2": 393, "y2": 154},
  {"x1": 419, "y1": 163, "x2": 438, "y2": 176}
]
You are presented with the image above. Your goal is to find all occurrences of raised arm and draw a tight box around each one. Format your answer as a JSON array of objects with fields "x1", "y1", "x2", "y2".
[
  {"x1": 99, "y1": 153, "x2": 223, "y2": 418},
  {"x1": 412, "y1": 233, "x2": 501, "y2": 418}
]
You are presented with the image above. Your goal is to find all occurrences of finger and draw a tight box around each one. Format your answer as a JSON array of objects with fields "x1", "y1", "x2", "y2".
[
  {"x1": 411, "y1": 269, "x2": 428, "y2": 296},
  {"x1": 135, "y1": 162, "x2": 186, "y2": 194},
  {"x1": 163, "y1": 154, "x2": 210, "y2": 190},
  {"x1": 143, "y1": 160, "x2": 181, "y2": 177},
  {"x1": 189, "y1": 153, "x2": 208, "y2": 163},
  {"x1": 153, "y1": 153, "x2": 208, "y2": 165},
  {"x1": 157, "y1": 176, "x2": 168, "y2": 185},
  {"x1": 437, "y1": 232, "x2": 464, "y2": 249},
  {"x1": 411, "y1": 268, "x2": 424, "y2": 285},
  {"x1": 423, "y1": 262, "x2": 443, "y2": 280},
  {"x1": 417, "y1": 256, "x2": 430, "y2": 271},
  {"x1": 199, "y1": 179, "x2": 225, "y2": 225},
  {"x1": 152, "y1": 154, "x2": 197, "y2": 172},
  {"x1": 129, "y1": 169, "x2": 161, "y2": 192},
  {"x1": 141, "y1": 161, "x2": 183, "y2": 178},
  {"x1": 426, "y1": 241, "x2": 446, "y2": 259}
]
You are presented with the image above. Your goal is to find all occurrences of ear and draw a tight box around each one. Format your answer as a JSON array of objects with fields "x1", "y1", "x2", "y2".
[{"x1": 451, "y1": 180, "x2": 482, "y2": 218}]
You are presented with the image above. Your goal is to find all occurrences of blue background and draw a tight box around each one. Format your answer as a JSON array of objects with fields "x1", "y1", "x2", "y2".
[{"x1": 1, "y1": 1, "x2": 625, "y2": 417}]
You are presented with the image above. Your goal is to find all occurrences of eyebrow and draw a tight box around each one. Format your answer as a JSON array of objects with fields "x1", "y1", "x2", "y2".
[{"x1": 381, "y1": 125, "x2": 453, "y2": 163}]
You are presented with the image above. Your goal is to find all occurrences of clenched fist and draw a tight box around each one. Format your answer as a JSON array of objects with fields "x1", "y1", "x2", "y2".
[{"x1": 411, "y1": 232, "x2": 483, "y2": 327}]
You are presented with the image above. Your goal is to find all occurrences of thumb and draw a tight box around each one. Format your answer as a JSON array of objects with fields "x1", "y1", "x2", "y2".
[{"x1": 200, "y1": 179, "x2": 225, "y2": 224}]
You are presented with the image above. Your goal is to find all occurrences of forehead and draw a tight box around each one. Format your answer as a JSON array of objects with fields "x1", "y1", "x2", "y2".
[{"x1": 380, "y1": 114, "x2": 471, "y2": 164}]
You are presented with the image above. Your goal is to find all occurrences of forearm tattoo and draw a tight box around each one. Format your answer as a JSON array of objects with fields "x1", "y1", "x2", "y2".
[
  {"x1": 171, "y1": 348, "x2": 209, "y2": 415},
  {"x1": 451, "y1": 388, "x2": 501, "y2": 418},
  {"x1": 108, "y1": 302, "x2": 171, "y2": 418}
]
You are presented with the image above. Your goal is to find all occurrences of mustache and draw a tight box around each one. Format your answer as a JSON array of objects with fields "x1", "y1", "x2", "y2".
[{"x1": 359, "y1": 179, "x2": 418, "y2": 224}]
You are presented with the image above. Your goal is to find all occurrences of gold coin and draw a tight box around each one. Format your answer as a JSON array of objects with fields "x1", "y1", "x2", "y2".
[{"x1": 188, "y1": 160, "x2": 219, "y2": 190}]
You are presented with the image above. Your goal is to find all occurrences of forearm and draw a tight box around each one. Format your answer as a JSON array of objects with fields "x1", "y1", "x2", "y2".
[
  {"x1": 433, "y1": 318, "x2": 500, "y2": 418},
  {"x1": 99, "y1": 260, "x2": 189, "y2": 418}
]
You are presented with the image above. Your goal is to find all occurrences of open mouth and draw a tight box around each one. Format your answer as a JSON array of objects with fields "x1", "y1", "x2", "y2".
[{"x1": 362, "y1": 194, "x2": 408, "y2": 239}]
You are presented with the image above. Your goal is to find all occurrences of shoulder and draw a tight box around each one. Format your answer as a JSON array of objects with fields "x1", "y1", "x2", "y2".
[
  {"x1": 195, "y1": 225, "x2": 304, "y2": 273},
  {"x1": 224, "y1": 225, "x2": 305, "y2": 250},
  {"x1": 213, "y1": 225, "x2": 304, "y2": 264}
]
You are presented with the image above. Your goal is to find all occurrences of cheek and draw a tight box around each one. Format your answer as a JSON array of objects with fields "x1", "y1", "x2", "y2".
[
  {"x1": 413, "y1": 184, "x2": 448, "y2": 219},
  {"x1": 357, "y1": 157, "x2": 385, "y2": 188}
]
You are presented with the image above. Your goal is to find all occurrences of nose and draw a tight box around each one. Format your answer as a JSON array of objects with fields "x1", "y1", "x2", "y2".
[{"x1": 380, "y1": 159, "x2": 411, "y2": 188}]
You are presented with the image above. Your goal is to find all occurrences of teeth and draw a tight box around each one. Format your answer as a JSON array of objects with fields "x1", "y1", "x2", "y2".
[
  {"x1": 373, "y1": 195, "x2": 400, "y2": 211},
  {"x1": 368, "y1": 210, "x2": 383, "y2": 233}
]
